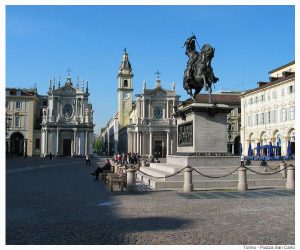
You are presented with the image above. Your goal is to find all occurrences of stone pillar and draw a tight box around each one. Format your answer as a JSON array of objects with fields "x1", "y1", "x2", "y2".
[
  {"x1": 166, "y1": 100, "x2": 169, "y2": 119},
  {"x1": 183, "y1": 166, "x2": 193, "y2": 192},
  {"x1": 126, "y1": 167, "x2": 137, "y2": 192},
  {"x1": 56, "y1": 129, "x2": 59, "y2": 156},
  {"x1": 166, "y1": 131, "x2": 170, "y2": 156},
  {"x1": 139, "y1": 132, "x2": 142, "y2": 154},
  {"x1": 286, "y1": 165, "x2": 295, "y2": 190},
  {"x1": 238, "y1": 164, "x2": 248, "y2": 191},
  {"x1": 41, "y1": 130, "x2": 45, "y2": 156},
  {"x1": 127, "y1": 131, "x2": 131, "y2": 153},
  {"x1": 136, "y1": 132, "x2": 140, "y2": 154},
  {"x1": 85, "y1": 131, "x2": 88, "y2": 155},
  {"x1": 280, "y1": 161, "x2": 287, "y2": 178},
  {"x1": 73, "y1": 129, "x2": 77, "y2": 156},
  {"x1": 149, "y1": 131, "x2": 153, "y2": 157},
  {"x1": 143, "y1": 97, "x2": 146, "y2": 119},
  {"x1": 141, "y1": 160, "x2": 146, "y2": 168},
  {"x1": 23, "y1": 139, "x2": 27, "y2": 156},
  {"x1": 45, "y1": 129, "x2": 48, "y2": 155}
]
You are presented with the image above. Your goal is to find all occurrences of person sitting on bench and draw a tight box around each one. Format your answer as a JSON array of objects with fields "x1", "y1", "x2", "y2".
[{"x1": 91, "y1": 159, "x2": 112, "y2": 180}]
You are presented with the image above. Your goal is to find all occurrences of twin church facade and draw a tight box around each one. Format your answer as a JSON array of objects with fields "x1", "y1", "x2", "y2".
[{"x1": 101, "y1": 50, "x2": 180, "y2": 157}]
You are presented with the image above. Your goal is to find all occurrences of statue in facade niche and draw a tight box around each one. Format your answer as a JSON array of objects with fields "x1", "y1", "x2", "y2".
[{"x1": 183, "y1": 34, "x2": 219, "y2": 102}]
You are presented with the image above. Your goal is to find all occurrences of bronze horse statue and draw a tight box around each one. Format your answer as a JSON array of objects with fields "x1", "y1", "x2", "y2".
[{"x1": 183, "y1": 41, "x2": 219, "y2": 102}]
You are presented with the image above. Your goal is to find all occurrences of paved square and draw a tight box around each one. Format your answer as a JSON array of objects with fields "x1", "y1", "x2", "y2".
[{"x1": 6, "y1": 157, "x2": 295, "y2": 245}]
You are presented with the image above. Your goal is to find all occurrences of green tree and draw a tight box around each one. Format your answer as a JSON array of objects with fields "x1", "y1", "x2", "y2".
[{"x1": 93, "y1": 137, "x2": 102, "y2": 154}]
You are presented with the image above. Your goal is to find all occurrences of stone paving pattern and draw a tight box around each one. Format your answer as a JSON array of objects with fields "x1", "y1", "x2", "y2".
[{"x1": 6, "y1": 156, "x2": 295, "y2": 245}]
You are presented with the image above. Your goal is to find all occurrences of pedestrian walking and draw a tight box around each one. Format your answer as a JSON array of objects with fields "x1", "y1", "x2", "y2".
[
  {"x1": 49, "y1": 152, "x2": 53, "y2": 161},
  {"x1": 85, "y1": 154, "x2": 91, "y2": 166}
]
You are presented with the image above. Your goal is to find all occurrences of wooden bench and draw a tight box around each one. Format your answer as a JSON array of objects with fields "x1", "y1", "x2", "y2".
[
  {"x1": 102, "y1": 169, "x2": 114, "y2": 183},
  {"x1": 107, "y1": 166, "x2": 127, "y2": 192}
]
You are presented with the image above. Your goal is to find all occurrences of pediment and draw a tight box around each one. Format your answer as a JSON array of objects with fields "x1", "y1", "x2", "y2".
[
  {"x1": 54, "y1": 84, "x2": 76, "y2": 96},
  {"x1": 153, "y1": 88, "x2": 167, "y2": 97}
]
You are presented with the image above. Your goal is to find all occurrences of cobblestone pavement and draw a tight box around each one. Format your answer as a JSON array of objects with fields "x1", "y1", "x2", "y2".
[{"x1": 6, "y1": 156, "x2": 295, "y2": 245}]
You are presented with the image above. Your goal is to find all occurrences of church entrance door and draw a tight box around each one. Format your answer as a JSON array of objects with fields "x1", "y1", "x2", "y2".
[
  {"x1": 10, "y1": 132, "x2": 24, "y2": 156},
  {"x1": 154, "y1": 140, "x2": 163, "y2": 158},
  {"x1": 63, "y1": 139, "x2": 72, "y2": 156}
]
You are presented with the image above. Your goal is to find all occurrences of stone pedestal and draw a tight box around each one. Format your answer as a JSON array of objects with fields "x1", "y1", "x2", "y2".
[
  {"x1": 171, "y1": 102, "x2": 239, "y2": 167},
  {"x1": 183, "y1": 166, "x2": 193, "y2": 192},
  {"x1": 126, "y1": 168, "x2": 137, "y2": 192}
]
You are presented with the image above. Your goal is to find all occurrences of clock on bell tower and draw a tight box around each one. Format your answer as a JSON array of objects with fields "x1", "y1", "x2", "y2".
[{"x1": 117, "y1": 49, "x2": 134, "y2": 127}]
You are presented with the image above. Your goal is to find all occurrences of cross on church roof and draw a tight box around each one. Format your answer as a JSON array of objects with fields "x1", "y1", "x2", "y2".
[
  {"x1": 155, "y1": 70, "x2": 161, "y2": 79},
  {"x1": 67, "y1": 67, "x2": 72, "y2": 76}
]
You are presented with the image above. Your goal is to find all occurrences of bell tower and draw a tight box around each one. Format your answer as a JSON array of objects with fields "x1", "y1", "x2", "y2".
[{"x1": 117, "y1": 49, "x2": 134, "y2": 127}]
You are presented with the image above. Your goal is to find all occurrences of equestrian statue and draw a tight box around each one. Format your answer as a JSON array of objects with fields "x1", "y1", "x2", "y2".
[{"x1": 183, "y1": 34, "x2": 219, "y2": 102}]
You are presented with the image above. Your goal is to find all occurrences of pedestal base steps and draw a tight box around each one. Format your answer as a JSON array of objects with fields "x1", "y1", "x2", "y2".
[{"x1": 136, "y1": 159, "x2": 287, "y2": 191}]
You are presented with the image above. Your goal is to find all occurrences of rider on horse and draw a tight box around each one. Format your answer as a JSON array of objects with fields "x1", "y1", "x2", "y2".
[
  {"x1": 183, "y1": 34, "x2": 219, "y2": 102},
  {"x1": 184, "y1": 34, "x2": 198, "y2": 83}
]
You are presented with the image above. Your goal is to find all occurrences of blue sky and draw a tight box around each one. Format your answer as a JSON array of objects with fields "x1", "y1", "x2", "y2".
[{"x1": 6, "y1": 5, "x2": 295, "y2": 133}]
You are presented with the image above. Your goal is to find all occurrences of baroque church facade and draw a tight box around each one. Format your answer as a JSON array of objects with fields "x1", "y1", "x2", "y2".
[
  {"x1": 101, "y1": 49, "x2": 180, "y2": 157},
  {"x1": 40, "y1": 75, "x2": 94, "y2": 157}
]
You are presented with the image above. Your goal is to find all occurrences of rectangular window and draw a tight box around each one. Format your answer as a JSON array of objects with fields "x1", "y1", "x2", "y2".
[
  {"x1": 260, "y1": 94, "x2": 265, "y2": 102},
  {"x1": 260, "y1": 113, "x2": 264, "y2": 125},
  {"x1": 268, "y1": 111, "x2": 271, "y2": 124},
  {"x1": 281, "y1": 88, "x2": 285, "y2": 96},
  {"x1": 255, "y1": 114, "x2": 259, "y2": 125},
  {"x1": 290, "y1": 106, "x2": 295, "y2": 120},
  {"x1": 272, "y1": 90, "x2": 277, "y2": 99},
  {"x1": 283, "y1": 108, "x2": 287, "y2": 121},
  {"x1": 288, "y1": 85, "x2": 294, "y2": 94},
  {"x1": 16, "y1": 101, "x2": 21, "y2": 109},
  {"x1": 255, "y1": 96, "x2": 258, "y2": 103},
  {"x1": 247, "y1": 115, "x2": 252, "y2": 126},
  {"x1": 15, "y1": 116, "x2": 20, "y2": 127},
  {"x1": 35, "y1": 139, "x2": 40, "y2": 149},
  {"x1": 267, "y1": 93, "x2": 270, "y2": 100},
  {"x1": 273, "y1": 110, "x2": 277, "y2": 123}
]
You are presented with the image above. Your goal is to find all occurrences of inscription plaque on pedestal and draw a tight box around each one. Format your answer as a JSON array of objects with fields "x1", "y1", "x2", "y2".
[{"x1": 178, "y1": 122, "x2": 193, "y2": 147}]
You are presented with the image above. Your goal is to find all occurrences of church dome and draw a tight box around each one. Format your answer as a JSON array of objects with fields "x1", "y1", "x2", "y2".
[{"x1": 119, "y1": 49, "x2": 132, "y2": 73}]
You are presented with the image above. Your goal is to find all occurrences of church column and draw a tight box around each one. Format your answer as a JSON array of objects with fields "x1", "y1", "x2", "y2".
[
  {"x1": 56, "y1": 129, "x2": 60, "y2": 156},
  {"x1": 136, "y1": 132, "x2": 140, "y2": 154},
  {"x1": 149, "y1": 131, "x2": 153, "y2": 156},
  {"x1": 135, "y1": 132, "x2": 138, "y2": 153},
  {"x1": 166, "y1": 131, "x2": 170, "y2": 156},
  {"x1": 166, "y1": 100, "x2": 169, "y2": 119},
  {"x1": 45, "y1": 129, "x2": 48, "y2": 155},
  {"x1": 85, "y1": 130, "x2": 88, "y2": 155},
  {"x1": 128, "y1": 131, "x2": 133, "y2": 153},
  {"x1": 143, "y1": 98, "x2": 146, "y2": 119},
  {"x1": 41, "y1": 129, "x2": 45, "y2": 156},
  {"x1": 139, "y1": 132, "x2": 142, "y2": 155},
  {"x1": 73, "y1": 129, "x2": 77, "y2": 156}
]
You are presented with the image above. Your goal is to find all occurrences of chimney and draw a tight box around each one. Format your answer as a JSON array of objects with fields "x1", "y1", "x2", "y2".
[{"x1": 257, "y1": 81, "x2": 269, "y2": 88}]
